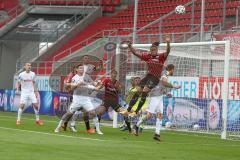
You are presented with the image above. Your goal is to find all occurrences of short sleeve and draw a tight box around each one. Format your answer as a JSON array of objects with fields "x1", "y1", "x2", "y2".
[
  {"x1": 102, "y1": 78, "x2": 108, "y2": 86},
  {"x1": 71, "y1": 77, "x2": 76, "y2": 84},
  {"x1": 18, "y1": 74, "x2": 22, "y2": 82}
]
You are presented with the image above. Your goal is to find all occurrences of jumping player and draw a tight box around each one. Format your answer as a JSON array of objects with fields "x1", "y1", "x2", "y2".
[
  {"x1": 126, "y1": 37, "x2": 171, "y2": 117},
  {"x1": 133, "y1": 64, "x2": 181, "y2": 141}
]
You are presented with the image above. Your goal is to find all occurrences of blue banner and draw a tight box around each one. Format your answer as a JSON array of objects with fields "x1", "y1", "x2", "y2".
[
  {"x1": 0, "y1": 89, "x2": 239, "y2": 131},
  {"x1": 0, "y1": 89, "x2": 4, "y2": 111}
]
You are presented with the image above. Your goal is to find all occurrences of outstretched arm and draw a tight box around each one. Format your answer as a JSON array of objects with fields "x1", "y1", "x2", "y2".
[
  {"x1": 163, "y1": 36, "x2": 171, "y2": 59},
  {"x1": 161, "y1": 77, "x2": 181, "y2": 89},
  {"x1": 127, "y1": 42, "x2": 142, "y2": 59}
]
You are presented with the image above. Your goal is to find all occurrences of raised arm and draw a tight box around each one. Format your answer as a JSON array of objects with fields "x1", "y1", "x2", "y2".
[
  {"x1": 127, "y1": 42, "x2": 142, "y2": 59},
  {"x1": 163, "y1": 36, "x2": 171, "y2": 59}
]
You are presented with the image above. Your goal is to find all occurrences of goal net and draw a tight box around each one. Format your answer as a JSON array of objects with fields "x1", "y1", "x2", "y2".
[{"x1": 113, "y1": 41, "x2": 240, "y2": 140}]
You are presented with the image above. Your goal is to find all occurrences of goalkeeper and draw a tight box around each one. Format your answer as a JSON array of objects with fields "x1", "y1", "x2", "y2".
[{"x1": 120, "y1": 77, "x2": 148, "y2": 133}]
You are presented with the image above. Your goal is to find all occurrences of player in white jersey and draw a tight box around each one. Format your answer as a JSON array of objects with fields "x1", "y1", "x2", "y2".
[
  {"x1": 55, "y1": 64, "x2": 102, "y2": 134},
  {"x1": 133, "y1": 64, "x2": 181, "y2": 141},
  {"x1": 16, "y1": 63, "x2": 43, "y2": 125},
  {"x1": 69, "y1": 55, "x2": 103, "y2": 134}
]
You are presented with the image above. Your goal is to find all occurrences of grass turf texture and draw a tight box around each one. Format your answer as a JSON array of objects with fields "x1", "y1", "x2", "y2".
[{"x1": 0, "y1": 112, "x2": 240, "y2": 160}]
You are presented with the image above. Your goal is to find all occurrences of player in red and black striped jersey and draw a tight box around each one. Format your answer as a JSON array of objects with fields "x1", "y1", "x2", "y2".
[
  {"x1": 126, "y1": 37, "x2": 171, "y2": 117},
  {"x1": 95, "y1": 70, "x2": 128, "y2": 116}
]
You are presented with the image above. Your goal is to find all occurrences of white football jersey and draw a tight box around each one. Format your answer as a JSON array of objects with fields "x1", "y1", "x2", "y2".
[
  {"x1": 18, "y1": 71, "x2": 36, "y2": 93},
  {"x1": 83, "y1": 64, "x2": 96, "y2": 75},
  {"x1": 150, "y1": 70, "x2": 171, "y2": 96},
  {"x1": 71, "y1": 74, "x2": 95, "y2": 97}
]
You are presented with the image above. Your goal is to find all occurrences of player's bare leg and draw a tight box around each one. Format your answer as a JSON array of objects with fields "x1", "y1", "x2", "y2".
[{"x1": 55, "y1": 112, "x2": 74, "y2": 133}]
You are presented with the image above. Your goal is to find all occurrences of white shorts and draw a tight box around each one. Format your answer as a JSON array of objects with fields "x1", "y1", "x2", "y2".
[
  {"x1": 69, "y1": 96, "x2": 94, "y2": 113},
  {"x1": 91, "y1": 97, "x2": 102, "y2": 109},
  {"x1": 147, "y1": 96, "x2": 163, "y2": 114},
  {"x1": 20, "y1": 92, "x2": 37, "y2": 105}
]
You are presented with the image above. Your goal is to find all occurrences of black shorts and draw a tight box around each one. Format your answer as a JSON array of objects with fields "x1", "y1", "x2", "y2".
[
  {"x1": 139, "y1": 74, "x2": 159, "y2": 89},
  {"x1": 102, "y1": 99, "x2": 122, "y2": 112}
]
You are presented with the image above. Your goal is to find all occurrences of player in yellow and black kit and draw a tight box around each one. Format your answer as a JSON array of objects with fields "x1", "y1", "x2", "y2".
[{"x1": 121, "y1": 77, "x2": 149, "y2": 133}]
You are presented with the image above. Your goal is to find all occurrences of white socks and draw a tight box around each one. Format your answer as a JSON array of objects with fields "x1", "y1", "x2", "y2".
[
  {"x1": 155, "y1": 118, "x2": 162, "y2": 135},
  {"x1": 93, "y1": 116, "x2": 103, "y2": 134},
  {"x1": 33, "y1": 107, "x2": 40, "y2": 121},
  {"x1": 136, "y1": 114, "x2": 147, "y2": 127},
  {"x1": 56, "y1": 120, "x2": 64, "y2": 129},
  {"x1": 17, "y1": 108, "x2": 23, "y2": 121}
]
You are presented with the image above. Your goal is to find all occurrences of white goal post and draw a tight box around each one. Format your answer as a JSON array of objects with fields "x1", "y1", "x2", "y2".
[{"x1": 113, "y1": 40, "x2": 234, "y2": 140}]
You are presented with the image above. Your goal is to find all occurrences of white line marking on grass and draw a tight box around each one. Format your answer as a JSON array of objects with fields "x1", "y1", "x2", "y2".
[
  {"x1": 0, "y1": 126, "x2": 240, "y2": 147},
  {"x1": 1, "y1": 114, "x2": 240, "y2": 144},
  {"x1": 0, "y1": 126, "x2": 106, "y2": 142},
  {"x1": 0, "y1": 115, "x2": 59, "y2": 123}
]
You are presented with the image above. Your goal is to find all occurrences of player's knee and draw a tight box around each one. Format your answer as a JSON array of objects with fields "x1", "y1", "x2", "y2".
[{"x1": 33, "y1": 104, "x2": 38, "y2": 109}]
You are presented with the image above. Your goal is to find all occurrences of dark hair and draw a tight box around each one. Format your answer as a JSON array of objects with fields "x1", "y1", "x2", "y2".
[
  {"x1": 83, "y1": 55, "x2": 90, "y2": 58},
  {"x1": 151, "y1": 42, "x2": 160, "y2": 47},
  {"x1": 76, "y1": 64, "x2": 83, "y2": 68},
  {"x1": 131, "y1": 77, "x2": 140, "y2": 84},
  {"x1": 166, "y1": 64, "x2": 174, "y2": 71},
  {"x1": 71, "y1": 65, "x2": 77, "y2": 73}
]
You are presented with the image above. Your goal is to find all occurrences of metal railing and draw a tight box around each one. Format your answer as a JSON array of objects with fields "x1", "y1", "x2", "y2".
[
  {"x1": 16, "y1": 4, "x2": 101, "y2": 72},
  {"x1": 53, "y1": 29, "x2": 117, "y2": 61},
  {"x1": 16, "y1": 13, "x2": 85, "y2": 63},
  {"x1": 236, "y1": 6, "x2": 240, "y2": 27},
  {"x1": 0, "y1": 0, "x2": 29, "y2": 28},
  {"x1": 29, "y1": 0, "x2": 101, "y2": 6}
]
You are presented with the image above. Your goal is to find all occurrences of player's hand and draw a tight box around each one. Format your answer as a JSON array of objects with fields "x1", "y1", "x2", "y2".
[
  {"x1": 173, "y1": 85, "x2": 181, "y2": 89},
  {"x1": 127, "y1": 41, "x2": 132, "y2": 47},
  {"x1": 165, "y1": 36, "x2": 171, "y2": 43}
]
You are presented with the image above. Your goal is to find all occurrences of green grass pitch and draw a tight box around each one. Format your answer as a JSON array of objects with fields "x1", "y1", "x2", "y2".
[{"x1": 0, "y1": 112, "x2": 240, "y2": 160}]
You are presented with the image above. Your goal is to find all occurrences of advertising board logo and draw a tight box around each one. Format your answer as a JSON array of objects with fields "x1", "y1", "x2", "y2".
[{"x1": 209, "y1": 100, "x2": 220, "y2": 129}]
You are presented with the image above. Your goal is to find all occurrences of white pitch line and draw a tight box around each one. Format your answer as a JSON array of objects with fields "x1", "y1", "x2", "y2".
[
  {"x1": 0, "y1": 126, "x2": 106, "y2": 142},
  {"x1": 0, "y1": 126, "x2": 240, "y2": 147},
  {"x1": 0, "y1": 114, "x2": 240, "y2": 144},
  {"x1": 0, "y1": 115, "x2": 58, "y2": 123}
]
